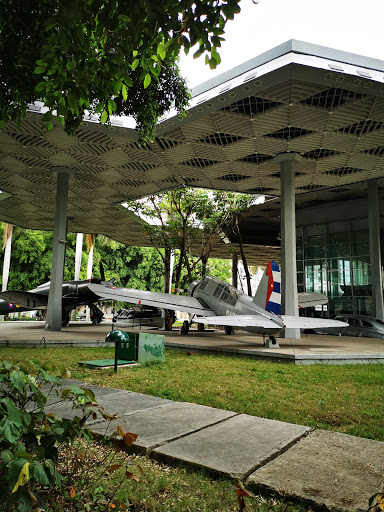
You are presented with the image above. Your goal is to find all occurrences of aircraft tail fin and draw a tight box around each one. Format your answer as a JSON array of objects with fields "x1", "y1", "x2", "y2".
[{"x1": 253, "y1": 261, "x2": 281, "y2": 315}]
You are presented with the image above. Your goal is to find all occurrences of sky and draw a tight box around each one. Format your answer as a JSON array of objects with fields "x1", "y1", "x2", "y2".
[{"x1": 179, "y1": 0, "x2": 384, "y2": 88}]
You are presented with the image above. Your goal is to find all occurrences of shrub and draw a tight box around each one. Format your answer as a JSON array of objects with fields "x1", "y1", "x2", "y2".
[{"x1": 0, "y1": 360, "x2": 138, "y2": 511}]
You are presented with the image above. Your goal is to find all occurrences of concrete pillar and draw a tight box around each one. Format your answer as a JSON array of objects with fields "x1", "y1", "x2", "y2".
[
  {"x1": 45, "y1": 167, "x2": 75, "y2": 331},
  {"x1": 232, "y1": 253, "x2": 238, "y2": 288},
  {"x1": 274, "y1": 153, "x2": 302, "y2": 339},
  {"x1": 367, "y1": 180, "x2": 384, "y2": 321}
]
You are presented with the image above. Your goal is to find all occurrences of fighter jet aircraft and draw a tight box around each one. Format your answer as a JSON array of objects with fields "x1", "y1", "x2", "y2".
[
  {"x1": 0, "y1": 262, "x2": 113, "y2": 326},
  {"x1": 87, "y1": 260, "x2": 347, "y2": 342}
]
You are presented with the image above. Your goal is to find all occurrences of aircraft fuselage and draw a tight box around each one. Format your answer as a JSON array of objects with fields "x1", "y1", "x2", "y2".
[{"x1": 189, "y1": 276, "x2": 285, "y2": 335}]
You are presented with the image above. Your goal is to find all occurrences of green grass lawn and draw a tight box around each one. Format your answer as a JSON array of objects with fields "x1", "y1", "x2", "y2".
[{"x1": 1, "y1": 346, "x2": 383, "y2": 441}]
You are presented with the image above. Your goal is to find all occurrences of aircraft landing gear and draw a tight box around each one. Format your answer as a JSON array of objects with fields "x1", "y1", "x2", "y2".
[
  {"x1": 179, "y1": 320, "x2": 190, "y2": 335},
  {"x1": 62, "y1": 312, "x2": 70, "y2": 327},
  {"x1": 264, "y1": 335, "x2": 280, "y2": 348},
  {"x1": 224, "y1": 325, "x2": 233, "y2": 335},
  {"x1": 90, "y1": 303, "x2": 104, "y2": 325}
]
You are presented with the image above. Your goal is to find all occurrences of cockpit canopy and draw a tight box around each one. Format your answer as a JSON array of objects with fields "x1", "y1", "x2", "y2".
[{"x1": 188, "y1": 276, "x2": 242, "y2": 307}]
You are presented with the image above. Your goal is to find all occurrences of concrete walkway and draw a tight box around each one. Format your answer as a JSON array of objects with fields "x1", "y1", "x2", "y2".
[{"x1": 43, "y1": 379, "x2": 384, "y2": 512}]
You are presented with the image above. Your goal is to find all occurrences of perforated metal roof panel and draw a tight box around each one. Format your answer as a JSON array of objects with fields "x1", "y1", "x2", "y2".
[{"x1": 0, "y1": 40, "x2": 383, "y2": 265}]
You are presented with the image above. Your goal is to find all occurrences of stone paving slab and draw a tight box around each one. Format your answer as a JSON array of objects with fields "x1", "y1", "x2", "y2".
[
  {"x1": 91, "y1": 401, "x2": 237, "y2": 453},
  {"x1": 247, "y1": 430, "x2": 384, "y2": 512},
  {"x1": 152, "y1": 414, "x2": 310, "y2": 480}
]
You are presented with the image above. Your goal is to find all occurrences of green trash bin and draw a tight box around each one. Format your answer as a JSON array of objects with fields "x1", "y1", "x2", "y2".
[{"x1": 105, "y1": 330, "x2": 138, "y2": 371}]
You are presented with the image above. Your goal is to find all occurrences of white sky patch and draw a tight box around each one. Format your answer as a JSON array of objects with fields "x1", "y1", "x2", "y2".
[{"x1": 179, "y1": 0, "x2": 384, "y2": 88}]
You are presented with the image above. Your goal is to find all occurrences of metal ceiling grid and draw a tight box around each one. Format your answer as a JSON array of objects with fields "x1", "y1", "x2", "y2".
[{"x1": 0, "y1": 41, "x2": 382, "y2": 266}]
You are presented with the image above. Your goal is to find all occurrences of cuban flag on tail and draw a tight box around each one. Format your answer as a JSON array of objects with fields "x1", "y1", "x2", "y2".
[{"x1": 265, "y1": 261, "x2": 281, "y2": 315}]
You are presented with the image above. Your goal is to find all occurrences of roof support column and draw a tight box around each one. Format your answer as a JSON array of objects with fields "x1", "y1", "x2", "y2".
[
  {"x1": 45, "y1": 167, "x2": 75, "y2": 331},
  {"x1": 274, "y1": 153, "x2": 301, "y2": 339},
  {"x1": 368, "y1": 180, "x2": 384, "y2": 321}
]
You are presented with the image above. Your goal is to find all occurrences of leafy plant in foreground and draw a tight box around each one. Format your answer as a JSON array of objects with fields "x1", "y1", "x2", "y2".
[{"x1": 0, "y1": 360, "x2": 139, "y2": 511}]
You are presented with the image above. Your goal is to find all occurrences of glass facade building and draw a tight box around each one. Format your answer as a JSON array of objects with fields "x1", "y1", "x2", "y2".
[{"x1": 296, "y1": 199, "x2": 382, "y2": 318}]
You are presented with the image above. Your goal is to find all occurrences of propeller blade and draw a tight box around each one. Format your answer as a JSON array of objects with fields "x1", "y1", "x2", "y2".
[{"x1": 99, "y1": 260, "x2": 106, "y2": 281}]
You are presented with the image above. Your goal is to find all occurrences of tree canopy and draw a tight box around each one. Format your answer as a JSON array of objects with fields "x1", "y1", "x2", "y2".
[
  {"x1": 0, "y1": 224, "x2": 231, "y2": 294},
  {"x1": 125, "y1": 187, "x2": 258, "y2": 293},
  {"x1": 0, "y1": 0, "x2": 243, "y2": 141}
]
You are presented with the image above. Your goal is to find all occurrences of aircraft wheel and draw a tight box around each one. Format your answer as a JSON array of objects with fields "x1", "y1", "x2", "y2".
[
  {"x1": 179, "y1": 320, "x2": 190, "y2": 335},
  {"x1": 91, "y1": 314, "x2": 102, "y2": 325},
  {"x1": 224, "y1": 325, "x2": 233, "y2": 335}
]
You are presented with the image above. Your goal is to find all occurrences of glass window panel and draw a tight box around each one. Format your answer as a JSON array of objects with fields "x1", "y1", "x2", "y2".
[
  {"x1": 305, "y1": 246, "x2": 326, "y2": 259},
  {"x1": 296, "y1": 245, "x2": 303, "y2": 259},
  {"x1": 327, "y1": 243, "x2": 350, "y2": 258},
  {"x1": 351, "y1": 242, "x2": 370, "y2": 257},
  {"x1": 304, "y1": 234, "x2": 325, "y2": 247},
  {"x1": 328, "y1": 258, "x2": 350, "y2": 273},
  {"x1": 351, "y1": 230, "x2": 369, "y2": 243},
  {"x1": 354, "y1": 297, "x2": 373, "y2": 316},
  {"x1": 305, "y1": 262, "x2": 327, "y2": 294},
  {"x1": 326, "y1": 232, "x2": 349, "y2": 244},
  {"x1": 296, "y1": 260, "x2": 303, "y2": 272},
  {"x1": 352, "y1": 256, "x2": 370, "y2": 270},
  {"x1": 329, "y1": 297, "x2": 353, "y2": 316},
  {"x1": 328, "y1": 271, "x2": 350, "y2": 298}
]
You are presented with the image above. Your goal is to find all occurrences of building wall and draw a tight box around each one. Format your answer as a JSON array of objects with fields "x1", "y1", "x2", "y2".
[{"x1": 295, "y1": 198, "x2": 384, "y2": 318}]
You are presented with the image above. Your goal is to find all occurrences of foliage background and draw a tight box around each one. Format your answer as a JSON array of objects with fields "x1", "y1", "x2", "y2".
[{"x1": 0, "y1": 225, "x2": 231, "y2": 292}]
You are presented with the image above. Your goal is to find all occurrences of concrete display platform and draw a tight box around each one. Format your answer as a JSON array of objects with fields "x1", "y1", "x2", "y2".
[
  {"x1": 1, "y1": 320, "x2": 384, "y2": 364},
  {"x1": 41, "y1": 379, "x2": 384, "y2": 512}
]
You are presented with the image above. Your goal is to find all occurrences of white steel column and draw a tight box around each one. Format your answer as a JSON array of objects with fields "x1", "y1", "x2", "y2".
[
  {"x1": 74, "y1": 233, "x2": 83, "y2": 281},
  {"x1": 71, "y1": 232, "x2": 83, "y2": 320},
  {"x1": 45, "y1": 167, "x2": 75, "y2": 331},
  {"x1": 368, "y1": 180, "x2": 384, "y2": 321},
  {"x1": 274, "y1": 153, "x2": 301, "y2": 339}
]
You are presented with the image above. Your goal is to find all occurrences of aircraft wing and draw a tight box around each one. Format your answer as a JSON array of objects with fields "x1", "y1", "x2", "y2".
[
  {"x1": 199, "y1": 315, "x2": 281, "y2": 329},
  {"x1": 0, "y1": 291, "x2": 48, "y2": 309},
  {"x1": 298, "y1": 292, "x2": 328, "y2": 307},
  {"x1": 281, "y1": 316, "x2": 348, "y2": 329},
  {"x1": 87, "y1": 283, "x2": 215, "y2": 316}
]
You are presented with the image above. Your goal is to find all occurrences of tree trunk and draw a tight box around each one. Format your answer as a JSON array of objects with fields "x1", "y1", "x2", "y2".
[{"x1": 235, "y1": 217, "x2": 252, "y2": 296}]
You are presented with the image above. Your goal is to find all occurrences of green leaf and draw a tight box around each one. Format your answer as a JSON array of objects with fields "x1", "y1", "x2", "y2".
[
  {"x1": 131, "y1": 59, "x2": 140, "y2": 70},
  {"x1": 108, "y1": 98, "x2": 117, "y2": 115},
  {"x1": 124, "y1": 76, "x2": 133, "y2": 87},
  {"x1": 35, "y1": 82, "x2": 47, "y2": 93},
  {"x1": 1, "y1": 449, "x2": 13, "y2": 463},
  {"x1": 34, "y1": 66, "x2": 47, "y2": 74},
  {"x1": 122, "y1": 84, "x2": 128, "y2": 101},
  {"x1": 100, "y1": 110, "x2": 108, "y2": 124},
  {"x1": 8, "y1": 459, "x2": 30, "y2": 493},
  {"x1": 10, "y1": 370, "x2": 25, "y2": 392},
  {"x1": 94, "y1": 101, "x2": 104, "y2": 114},
  {"x1": 29, "y1": 461, "x2": 51, "y2": 486},
  {"x1": 0, "y1": 418, "x2": 21, "y2": 444},
  {"x1": 143, "y1": 74, "x2": 151, "y2": 89},
  {"x1": 0, "y1": 397, "x2": 22, "y2": 423}
]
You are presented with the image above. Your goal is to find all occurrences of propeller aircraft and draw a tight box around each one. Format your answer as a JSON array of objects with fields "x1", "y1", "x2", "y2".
[
  {"x1": 0, "y1": 262, "x2": 114, "y2": 326},
  {"x1": 87, "y1": 260, "x2": 347, "y2": 342}
]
